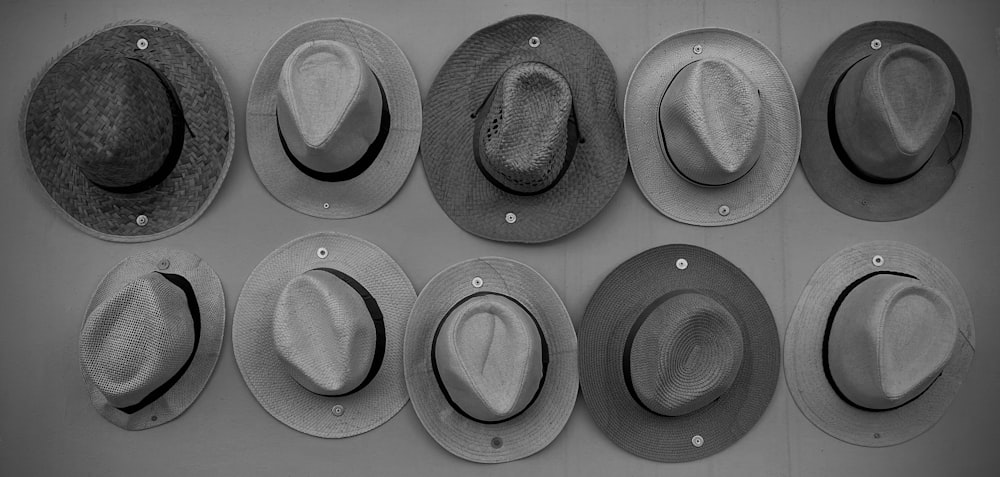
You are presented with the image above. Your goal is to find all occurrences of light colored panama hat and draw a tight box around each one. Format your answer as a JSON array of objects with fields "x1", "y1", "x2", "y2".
[
  {"x1": 404, "y1": 257, "x2": 578, "y2": 463},
  {"x1": 79, "y1": 249, "x2": 225, "y2": 430},
  {"x1": 421, "y1": 15, "x2": 628, "y2": 243},
  {"x1": 626, "y1": 28, "x2": 800, "y2": 226},
  {"x1": 247, "y1": 18, "x2": 421, "y2": 218},
  {"x1": 579, "y1": 244, "x2": 780, "y2": 462},
  {"x1": 785, "y1": 241, "x2": 975, "y2": 446},
  {"x1": 233, "y1": 232, "x2": 415, "y2": 438},
  {"x1": 21, "y1": 20, "x2": 235, "y2": 242},
  {"x1": 800, "y1": 22, "x2": 971, "y2": 221}
]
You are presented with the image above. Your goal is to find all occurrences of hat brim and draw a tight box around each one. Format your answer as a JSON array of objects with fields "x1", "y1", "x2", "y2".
[
  {"x1": 21, "y1": 20, "x2": 235, "y2": 242},
  {"x1": 421, "y1": 15, "x2": 627, "y2": 243},
  {"x1": 82, "y1": 249, "x2": 225, "y2": 430},
  {"x1": 579, "y1": 244, "x2": 779, "y2": 462},
  {"x1": 404, "y1": 257, "x2": 578, "y2": 463},
  {"x1": 233, "y1": 232, "x2": 415, "y2": 438},
  {"x1": 784, "y1": 241, "x2": 975, "y2": 447},
  {"x1": 800, "y1": 22, "x2": 971, "y2": 221},
  {"x1": 246, "y1": 18, "x2": 421, "y2": 219},
  {"x1": 625, "y1": 28, "x2": 800, "y2": 226}
]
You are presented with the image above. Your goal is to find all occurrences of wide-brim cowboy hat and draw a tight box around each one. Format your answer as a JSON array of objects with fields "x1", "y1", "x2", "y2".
[
  {"x1": 247, "y1": 18, "x2": 421, "y2": 219},
  {"x1": 21, "y1": 20, "x2": 235, "y2": 242}
]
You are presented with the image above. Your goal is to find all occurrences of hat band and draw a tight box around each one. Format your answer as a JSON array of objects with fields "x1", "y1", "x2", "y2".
[
  {"x1": 658, "y1": 61, "x2": 760, "y2": 188},
  {"x1": 470, "y1": 67, "x2": 581, "y2": 197},
  {"x1": 94, "y1": 58, "x2": 190, "y2": 195},
  {"x1": 116, "y1": 272, "x2": 201, "y2": 414},
  {"x1": 303, "y1": 268, "x2": 386, "y2": 397},
  {"x1": 430, "y1": 291, "x2": 550, "y2": 424},
  {"x1": 822, "y1": 270, "x2": 942, "y2": 412},
  {"x1": 276, "y1": 70, "x2": 391, "y2": 183},
  {"x1": 621, "y1": 289, "x2": 729, "y2": 416},
  {"x1": 827, "y1": 56, "x2": 965, "y2": 185}
]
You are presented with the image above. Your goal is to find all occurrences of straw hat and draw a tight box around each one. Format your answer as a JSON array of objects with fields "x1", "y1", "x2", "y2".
[
  {"x1": 79, "y1": 249, "x2": 225, "y2": 430},
  {"x1": 247, "y1": 18, "x2": 420, "y2": 218},
  {"x1": 20, "y1": 20, "x2": 235, "y2": 242},
  {"x1": 579, "y1": 244, "x2": 779, "y2": 462},
  {"x1": 404, "y1": 257, "x2": 578, "y2": 463},
  {"x1": 800, "y1": 22, "x2": 970, "y2": 221},
  {"x1": 233, "y1": 232, "x2": 415, "y2": 438},
  {"x1": 625, "y1": 28, "x2": 800, "y2": 226},
  {"x1": 785, "y1": 241, "x2": 975, "y2": 446},
  {"x1": 422, "y1": 15, "x2": 627, "y2": 243}
]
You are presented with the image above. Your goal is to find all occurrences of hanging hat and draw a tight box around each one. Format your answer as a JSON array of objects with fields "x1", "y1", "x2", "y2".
[
  {"x1": 247, "y1": 18, "x2": 421, "y2": 218},
  {"x1": 79, "y1": 249, "x2": 225, "y2": 430},
  {"x1": 785, "y1": 241, "x2": 974, "y2": 446},
  {"x1": 233, "y1": 232, "x2": 415, "y2": 437},
  {"x1": 404, "y1": 257, "x2": 578, "y2": 463},
  {"x1": 800, "y1": 22, "x2": 970, "y2": 221},
  {"x1": 21, "y1": 20, "x2": 235, "y2": 242},
  {"x1": 579, "y1": 244, "x2": 779, "y2": 462},
  {"x1": 625, "y1": 28, "x2": 800, "y2": 226},
  {"x1": 421, "y1": 14, "x2": 627, "y2": 243}
]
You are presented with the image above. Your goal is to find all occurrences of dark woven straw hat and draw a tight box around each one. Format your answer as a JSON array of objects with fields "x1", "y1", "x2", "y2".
[
  {"x1": 247, "y1": 18, "x2": 421, "y2": 218},
  {"x1": 785, "y1": 241, "x2": 974, "y2": 447},
  {"x1": 422, "y1": 15, "x2": 627, "y2": 243},
  {"x1": 800, "y1": 22, "x2": 971, "y2": 221},
  {"x1": 404, "y1": 257, "x2": 578, "y2": 463},
  {"x1": 233, "y1": 232, "x2": 415, "y2": 438},
  {"x1": 80, "y1": 249, "x2": 225, "y2": 430},
  {"x1": 579, "y1": 244, "x2": 779, "y2": 462},
  {"x1": 21, "y1": 20, "x2": 235, "y2": 242}
]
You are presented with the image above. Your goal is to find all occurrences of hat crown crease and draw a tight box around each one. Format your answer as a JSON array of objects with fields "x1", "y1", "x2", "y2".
[
  {"x1": 277, "y1": 40, "x2": 383, "y2": 174},
  {"x1": 479, "y1": 62, "x2": 573, "y2": 194},
  {"x1": 80, "y1": 273, "x2": 195, "y2": 408},
  {"x1": 834, "y1": 43, "x2": 955, "y2": 181},
  {"x1": 273, "y1": 270, "x2": 376, "y2": 396},
  {"x1": 629, "y1": 292, "x2": 744, "y2": 416},
  {"x1": 435, "y1": 295, "x2": 543, "y2": 421},
  {"x1": 60, "y1": 57, "x2": 176, "y2": 190},
  {"x1": 828, "y1": 274, "x2": 958, "y2": 409},
  {"x1": 659, "y1": 59, "x2": 764, "y2": 186}
]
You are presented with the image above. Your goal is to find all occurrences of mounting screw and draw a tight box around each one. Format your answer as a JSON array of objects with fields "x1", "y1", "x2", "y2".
[
  {"x1": 676, "y1": 258, "x2": 688, "y2": 270},
  {"x1": 528, "y1": 36, "x2": 540, "y2": 48},
  {"x1": 505, "y1": 212, "x2": 517, "y2": 224},
  {"x1": 693, "y1": 44, "x2": 703, "y2": 54},
  {"x1": 692, "y1": 435, "x2": 704, "y2": 447},
  {"x1": 135, "y1": 215, "x2": 148, "y2": 226},
  {"x1": 491, "y1": 437, "x2": 503, "y2": 448},
  {"x1": 718, "y1": 205, "x2": 730, "y2": 216},
  {"x1": 317, "y1": 247, "x2": 328, "y2": 259},
  {"x1": 872, "y1": 255, "x2": 884, "y2": 267},
  {"x1": 870, "y1": 39, "x2": 882, "y2": 50},
  {"x1": 332, "y1": 405, "x2": 344, "y2": 416},
  {"x1": 137, "y1": 38, "x2": 148, "y2": 50},
  {"x1": 472, "y1": 277, "x2": 484, "y2": 288},
  {"x1": 323, "y1": 202, "x2": 330, "y2": 209},
  {"x1": 157, "y1": 259, "x2": 170, "y2": 270}
]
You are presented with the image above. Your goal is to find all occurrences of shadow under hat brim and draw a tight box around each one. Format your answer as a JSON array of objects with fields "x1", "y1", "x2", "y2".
[
  {"x1": 22, "y1": 20, "x2": 235, "y2": 242},
  {"x1": 404, "y1": 257, "x2": 578, "y2": 463},
  {"x1": 579, "y1": 244, "x2": 779, "y2": 462},
  {"x1": 82, "y1": 249, "x2": 225, "y2": 430},
  {"x1": 233, "y1": 232, "x2": 415, "y2": 438},
  {"x1": 800, "y1": 22, "x2": 971, "y2": 222},
  {"x1": 421, "y1": 15, "x2": 627, "y2": 243},
  {"x1": 247, "y1": 18, "x2": 421, "y2": 219},
  {"x1": 784, "y1": 241, "x2": 974, "y2": 447},
  {"x1": 625, "y1": 28, "x2": 800, "y2": 226}
]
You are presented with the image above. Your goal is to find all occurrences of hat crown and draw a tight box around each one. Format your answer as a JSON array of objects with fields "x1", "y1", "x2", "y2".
[
  {"x1": 829, "y1": 274, "x2": 958, "y2": 409},
  {"x1": 478, "y1": 62, "x2": 573, "y2": 194},
  {"x1": 659, "y1": 59, "x2": 765, "y2": 186},
  {"x1": 59, "y1": 57, "x2": 176, "y2": 190},
  {"x1": 277, "y1": 40, "x2": 383, "y2": 174},
  {"x1": 629, "y1": 292, "x2": 744, "y2": 416},
  {"x1": 834, "y1": 43, "x2": 955, "y2": 181},
  {"x1": 435, "y1": 295, "x2": 544, "y2": 421},
  {"x1": 79, "y1": 273, "x2": 195, "y2": 408},
  {"x1": 273, "y1": 270, "x2": 376, "y2": 395}
]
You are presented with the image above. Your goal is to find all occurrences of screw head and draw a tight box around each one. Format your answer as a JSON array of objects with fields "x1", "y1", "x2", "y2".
[
  {"x1": 718, "y1": 205, "x2": 730, "y2": 216},
  {"x1": 491, "y1": 437, "x2": 503, "y2": 448},
  {"x1": 505, "y1": 212, "x2": 517, "y2": 224},
  {"x1": 693, "y1": 44, "x2": 703, "y2": 54},
  {"x1": 873, "y1": 432, "x2": 881, "y2": 439},
  {"x1": 157, "y1": 259, "x2": 170, "y2": 270},
  {"x1": 323, "y1": 202, "x2": 330, "y2": 209},
  {"x1": 872, "y1": 255, "x2": 884, "y2": 267},
  {"x1": 528, "y1": 36, "x2": 540, "y2": 48},
  {"x1": 332, "y1": 405, "x2": 344, "y2": 416},
  {"x1": 317, "y1": 247, "x2": 328, "y2": 259},
  {"x1": 870, "y1": 39, "x2": 882, "y2": 50},
  {"x1": 135, "y1": 215, "x2": 148, "y2": 226},
  {"x1": 676, "y1": 258, "x2": 688, "y2": 270},
  {"x1": 472, "y1": 277, "x2": 484, "y2": 288},
  {"x1": 137, "y1": 38, "x2": 148, "y2": 50},
  {"x1": 692, "y1": 435, "x2": 704, "y2": 447},
  {"x1": 150, "y1": 415, "x2": 158, "y2": 421}
]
